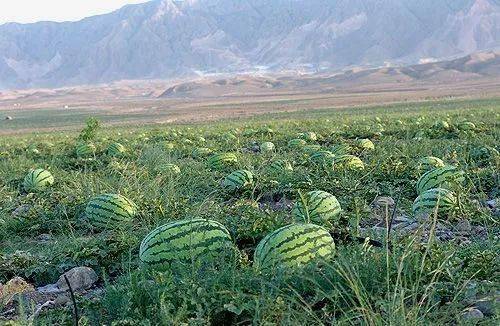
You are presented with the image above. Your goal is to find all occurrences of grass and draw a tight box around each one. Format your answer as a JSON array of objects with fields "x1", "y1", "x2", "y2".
[{"x1": 0, "y1": 98, "x2": 499, "y2": 325}]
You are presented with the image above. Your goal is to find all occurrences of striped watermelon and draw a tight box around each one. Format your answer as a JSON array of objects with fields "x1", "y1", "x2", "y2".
[
  {"x1": 300, "y1": 132, "x2": 317, "y2": 141},
  {"x1": 333, "y1": 155, "x2": 365, "y2": 171},
  {"x1": 223, "y1": 170, "x2": 254, "y2": 192},
  {"x1": 260, "y1": 142, "x2": 275, "y2": 153},
  {"x1": 357, "y1": 139, "x2": 375, "y2": 150},
  {"x1": 330, "y1": 144, "x2": 351, "y2": 156},
  {"x1": 458, "y1": 122, "x2": 476, "y2": 131},
  {"x1": 309, "y1": 150, "x2": 335, "y2": 164},
  {"x1": 416, "y1": 165, "x2": 465, "y2": 194},
  {"x1": 412, "y1": 188, "x2": 457, "y2": 216},
  {"x1": 76, "y1": 143, "x2": 96, "y2": 158},
  {"x1": 302, "y1": 144, "x2": 322, "y2": 154},
  {"x1": 160, "y1": 164, "x2": 181, "y2": 174},
  {"x1": 163, "y1": 142, "x2": 175, "y2": 150},
  {"x1": 434, "y1": 120, "x2": 451, "y2": 131},
  {"x1": 192, "y1": 147, "x2": 213, "y2": 158},
  {"x1": 470, "y1": 146, "x2": 499, "y2": 165},
  {"x1": 86, "y1": 194, "x2": 137, "y2": 229},
  {"x1": 107, "y1": 142, "x2": 126, "y2": 157},
  {"x1": 139, "y1": 219, "x2": 234, "y2": 270},
  {"x1": 23, "y1": 169, "x2": 54, "y2": 192},
  {"x1": 292, "y1": 190, "x2": 342, "y2": 223},
  {"x1": 208, "y1": 153, "x2": 238, "y2": 170},
  {"x1": 254, "y1": 223, "x2": 335, "y2": 270},
  {"x1": 418, "y1": 156, "x2": 445, "y2": 172},
  {"x1": 288, "y1": 139, "x2": 307, "y2": 148},
  {"x1": 269, "y1": 160, "x2": 293, "y2": 173}
]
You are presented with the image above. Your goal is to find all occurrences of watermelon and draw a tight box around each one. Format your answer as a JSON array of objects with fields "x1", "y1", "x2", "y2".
[
  {"x1": 288, "y1": 139, "x2": 307, "y2": 148},
  {"x1": 192, "y1": 147, "x2": 213, "y2": 158},
  {"x1": 292, "y1": 190, "x2": 342, "y2": 223},
  {"x1": 223, "y1": 170, "x2": 254, "y2": 192},
  {"x1": 254, "y1": 223, "x2": 335, "y2": 270},
  {"x1": 269, "y1": 160, "x2": 293, "y2": 173},
  {"x1": 160, "y1": 164, "x2": 181, "y2": 174},
  {"x1": 357, "y1": 139, "x2": 375, "y2": 150},
  {"x1": 333, "y1": 155, "x2": 364, "y2": 170},
  {"x1": 418, "y1": 156, "x2": 445, "y2": 172},
  {"x1": 300, "y1": 132, "x2": 317, "y2": 141},
  {"x1": 412, "y1": 188, "x2": 457, "y2": 216},
  {"x1": 302, "y1": 144, "x2": 322, "y2": 154},
  {"x1": 76, "y1": 143, "x2": 96, "y2": 158},
  {"x1": 458, "y1": 122, "x2": 476, "y2": 131},
  {"x1": 23, "y1": 169, "x2": 54, "y2": 192},
  {"x1": 107, "y1": 142, "x2": 126, "y2": 157},
  {"x1": 309, "y1": 151, "x2": 335, "y2": 164},
  {"x1": 260, "y1": 142, "x2": 275, "y2": 153},
  {"x1": 330, "y1": 144, "x2": 351, "y2": 156},
  {"x1": 470, "y1": 146, "x2": 499, "y2": 165},
  {"x1": 208, "y1": 153, "x2": 238, "y2": 170},
  {"x1": 434, "y1": 120, "x2": 451, "y2": 131},
  {"x1": 139, "y1": 218, "x2": 234, "y2": 270},
  {"x1": 416, "y1": 165, "x2": 465, "y2": 194},
  {"x1": 86, "y1": 194, "x2": 137, "y2": 228}
]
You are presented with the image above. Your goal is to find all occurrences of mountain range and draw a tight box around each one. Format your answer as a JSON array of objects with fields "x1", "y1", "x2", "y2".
[{"x1": 1, "y1": 0, "x2": 499, "y2": 89}]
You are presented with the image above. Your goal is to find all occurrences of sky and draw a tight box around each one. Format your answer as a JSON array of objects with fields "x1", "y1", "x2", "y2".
[{"x1": 0, "y1": 0, "x2": 150, "y2": 24}]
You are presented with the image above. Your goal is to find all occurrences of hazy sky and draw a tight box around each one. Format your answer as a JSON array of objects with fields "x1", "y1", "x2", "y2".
[{"x1": 0, "y1": 0, "x2": 150, "y2": 24}]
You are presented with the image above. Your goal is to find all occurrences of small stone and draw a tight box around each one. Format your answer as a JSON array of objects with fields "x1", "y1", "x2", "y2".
[
  {"x1": 5, "y1": 116, "x2": 13, "y2": 120},
  {"x1": 12, "y1": 205, "x2": 31, "y2": 218},
  {"x1": 0, "y1": 277, "x2": 35, "y2": 304},
  {"x1": 474, "y1": 295, "x2": 499, "y2": 316},
  {"x1": 461, "y1": 307, "x2": 484, "y2": 320},
  {"x1": 455, "y1": 220, "x2": 472, "y2": 233},
  {"x1": 36, "y1": 234, "x2": 52, "y2": 242},
  {"x1": 54, "y1": 294, "x2": 71, "y2": 307},
  {"x1": 55, "y1": 267, "x2": 98, "y2": 292},
  {"x1": 486, "y1": 199, "x2": 497, "y2": 209},
  {"x1": 371, "y1": 196, "x2": 395, "y2": 208}
]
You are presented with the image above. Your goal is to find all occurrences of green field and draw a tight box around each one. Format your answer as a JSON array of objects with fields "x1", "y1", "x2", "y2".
[{"x1": 1, "y1": 98, "x2": 499, "y2": 325}]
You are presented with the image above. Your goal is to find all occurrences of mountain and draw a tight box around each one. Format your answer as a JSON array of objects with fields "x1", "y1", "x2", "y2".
[
  {"x1": 157, "y1": 50, "x2": 500, "y2": 98},
  {"x1": 1, "y1": 0, "x2": 499, "y2": 89}
]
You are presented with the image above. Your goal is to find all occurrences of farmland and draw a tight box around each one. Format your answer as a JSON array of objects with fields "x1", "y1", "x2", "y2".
[{"x1": 0, "y1": 98, "x2": 499, "y2": 325}]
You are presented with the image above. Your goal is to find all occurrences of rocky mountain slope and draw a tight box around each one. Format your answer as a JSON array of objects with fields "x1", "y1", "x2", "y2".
[{"x1": 0, "y1": 0, "x2": 499, "y2": 89}]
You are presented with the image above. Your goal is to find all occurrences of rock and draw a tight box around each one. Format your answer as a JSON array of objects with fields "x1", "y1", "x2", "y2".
[
  {"x1": 371, "y1": 196, "x2": 395, "y2": 208},
  {"x1": 486, "y1": 199, "x2": 497, "y2": 209},
  {"x1": 53, "y1": 294, "x2": 71, "y2": 307},
  {"x1": 455, "y1": 219, "x2": 472, "y2": 233},
  {"x1": 12, "y1": 205, "x2": 31, "y2": 218},
  {"x1": 36, "y1": 234, "x2": 52, "y2": 242},
  {"x1": 5, "y1": 116, "x2": 13, "y2": 120},
  {"x1": 474, "y1": 293, "x2": 499, "y2": 316},
  {"x1": 461, "y1": 307, "x2": 484, "y2": 320},
  {"x1": 0, "y1": 277, "x2": 35, "y2": 304},
  {"x1": 55, "y1": 267, "x2": 98, "y2": 292}
]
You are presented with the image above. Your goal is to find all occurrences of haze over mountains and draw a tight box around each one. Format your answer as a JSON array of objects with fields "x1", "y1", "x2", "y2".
[{"x1": 0, "y1": 0, "x2": 499, "y2": 90}]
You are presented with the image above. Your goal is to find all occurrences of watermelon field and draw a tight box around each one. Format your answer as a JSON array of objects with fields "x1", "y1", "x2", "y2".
[{"x1": 0, "y1": 98, "x2": 499, "y2": 325}]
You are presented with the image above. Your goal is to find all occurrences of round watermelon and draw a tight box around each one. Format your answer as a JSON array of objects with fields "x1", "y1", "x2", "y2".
[
  {"x1": 107, "y1": 142, "x2": 126, "y2": 157},
  {"x1": 254, "y1": 223, "x2": 335, "y2": 270},
  {"x1": 418, "y1": 156, "x2": 445, "y2": 172},
  {"x1": 208, "y1": 153, "x2": 238, "y2": 170},
  {"x1": 23, "y1": 169, "x2": 54, "y2": 192},
  {"x1": 292, "y1": 190, "x2": 342, "y2": 224},
  {"x1": 139, "y1": 218, "x2": 235, "y2": 271},
  {"x1": 333, "y1": 155, "x2": 364, "y2": 171},
  {"x1": 288, "y1": 139, "x2": 307, "y2": 148},
  {"x1": 260, "y1": 142, "x2": 275, "y2": 153},
  {"x1": 76, "y1": 143, "x2": 96, "y2": 158},
  {"x1": 223, "y1": 170, "x2": 254, "y2": 192},
  {"x1": 416, "y1": 165, "x2": 465, "y2": 194},
  {"x1": 86, "y1": 194, "x2": 137, "y2": 229},
  {"x1": 412, "y1": 188, "x2": 457, "y2": 216},
  {"x1": 357, "y1": 139, "x2": 375, "y2": 150}
]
